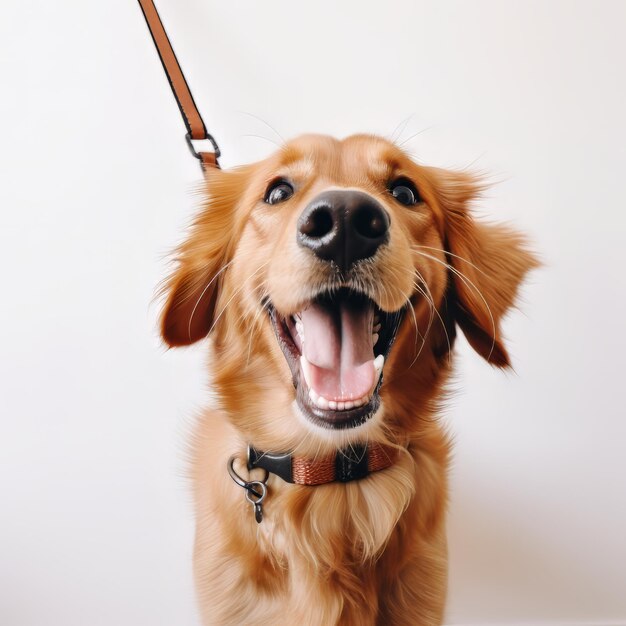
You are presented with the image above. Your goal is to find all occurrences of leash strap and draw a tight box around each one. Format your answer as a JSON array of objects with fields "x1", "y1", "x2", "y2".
[
  {"x1": 137, "y1": 0, "x2": 220, "y2": 170},
  {"x1": 248, "y1": 443, "x2": 397, "y2": 486}
]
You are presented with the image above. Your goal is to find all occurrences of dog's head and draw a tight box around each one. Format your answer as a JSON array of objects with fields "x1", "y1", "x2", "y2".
[{"x1": 160, "y1": 134, "x2": 537, "y2": 448}]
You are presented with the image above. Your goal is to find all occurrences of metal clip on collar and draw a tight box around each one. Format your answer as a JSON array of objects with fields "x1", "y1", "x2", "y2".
[{"x1": 227, "y1": 455, "x2": 269, "y2": 524}]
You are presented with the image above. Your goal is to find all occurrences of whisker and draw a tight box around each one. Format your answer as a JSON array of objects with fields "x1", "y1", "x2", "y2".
[
  {"x1": 412, "y1": 248, "x2": 496, "y2": 361},
  {"x1": 412, "y1": 265, "x2": 453, "y2": 365},
  {"x1": 397, "y1": 126, "x2": 435, "y2": 149},
  {"x1": 187, "y1": 257, "x2": 237, "y2": 341},
  {"x1": 413, "y1": 244, "x2": 489, "y2": 278},
  {"x1": 412, "y1": 277, "x2": 452, "y2": 366},
  {"x1": 463, "y1": 151, "x2": 487, "y2": 170},
  {"x1": 208, "y1": 261, "x2": 270, "y2": 335},
  {"x1": 388, "y1": 114, "x2": 414, "y2": 145},
  {"x1": 412, "y1": 268, "x2": 437, "y2": 333},
  {"x1": 240, "y1": 134, "x2": 283, "y2": 149},
  {"x1": 404, "y1": 293, "x2": 423, "y2": 367},
  {"x1": 237, "y1": 111, "x2": 286, "y2": 144},
  {"x1": 245, "y1": 283, "x2": 270, "y2": 366}
]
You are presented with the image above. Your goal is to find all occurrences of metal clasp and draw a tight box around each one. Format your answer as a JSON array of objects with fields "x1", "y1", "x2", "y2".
[
  {"x1": 185, "y1": 132, "x2": 221, "y2": 161},
  {"x1": 227, "y1": 455, "x2": 269, "y2": 524}
]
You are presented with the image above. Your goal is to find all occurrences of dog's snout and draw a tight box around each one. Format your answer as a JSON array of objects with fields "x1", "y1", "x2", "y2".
[{"x1": 297, "y1": 190, "x2": 390, "y2": 270}]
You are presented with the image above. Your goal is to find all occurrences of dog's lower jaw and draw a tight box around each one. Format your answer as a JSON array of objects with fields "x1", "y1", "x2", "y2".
[
  {"x1": 191, "y1": 407, "x2": 449, "y2": 626},
  {"x1": 292, "y1": 397, "x2": 387, "y2": 446}
]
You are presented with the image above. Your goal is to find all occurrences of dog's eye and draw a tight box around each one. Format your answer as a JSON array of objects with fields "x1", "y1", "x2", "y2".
[
  {"x1": 389, "y1": 179, "x2": 421, "y2": 206},
  {"x1": 265, "y1": 180, "x2": 294, "y2": 205}
]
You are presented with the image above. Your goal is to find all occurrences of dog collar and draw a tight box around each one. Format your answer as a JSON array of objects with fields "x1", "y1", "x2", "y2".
[
  {"x1": 227, "y1": 443, "x2": 398, "y2": 524},
  {"x1": 247, "y1": 442, "x2": 397, "y2": 485}
]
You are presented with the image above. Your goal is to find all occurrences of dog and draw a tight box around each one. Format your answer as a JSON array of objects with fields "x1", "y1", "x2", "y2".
[{"x1": 159, "y1": 133, "x2": 537, "y2": 625}]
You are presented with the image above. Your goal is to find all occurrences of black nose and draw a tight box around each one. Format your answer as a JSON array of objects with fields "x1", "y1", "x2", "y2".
[{"x1": 297, "y1": 190, "x2": 390, "y2": 270}]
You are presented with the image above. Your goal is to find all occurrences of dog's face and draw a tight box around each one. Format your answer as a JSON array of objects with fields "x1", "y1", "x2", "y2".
[{"x1": 161, "y1": 134, "x2": 536, "y2": 449}]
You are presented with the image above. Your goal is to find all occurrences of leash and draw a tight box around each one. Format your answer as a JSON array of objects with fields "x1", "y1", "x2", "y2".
[{"x1": 137, "y1": 0, "x2": 221, "y2": 171}]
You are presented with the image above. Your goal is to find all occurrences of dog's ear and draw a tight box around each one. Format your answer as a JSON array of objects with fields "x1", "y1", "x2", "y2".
[
  {"x1": 160, "y1": 166, "x2": 251, "y2": 347},
  {"x1": 427, "y1": 169, "x2": 539, "y2": 367}
]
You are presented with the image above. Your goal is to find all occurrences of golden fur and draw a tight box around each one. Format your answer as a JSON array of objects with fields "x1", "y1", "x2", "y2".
[{"x1": 159, "y1": 134, "x2": 537, "y2": 625}]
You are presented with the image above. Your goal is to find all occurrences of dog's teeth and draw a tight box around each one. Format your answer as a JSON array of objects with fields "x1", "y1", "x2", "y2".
[
  {"x1": 315, "y1": 395, "x2": 329, "y2": 409},
  {"x1": 307, "y1": 394, "x2": 370, "y2": 411},
  {"x1": 370, "y1": 355, "x2": 385, "y2": 394},
  {"x1": 306, "y1": 383, "x2": 333, "y2": 410},
  {"x1": 295, "y1": 321, "x2": 305, "y2": 341},
  {"x1": 372, "y1": 333, "x2": 379, "y2": 345},
  {"x1": 300, "y1": 356, "x2": 312, "y2": 387}
]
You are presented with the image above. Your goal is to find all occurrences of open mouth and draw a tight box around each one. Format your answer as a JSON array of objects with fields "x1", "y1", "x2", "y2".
[{"x1": 268, "y1": 288, "x2": 404, "y2": 429}]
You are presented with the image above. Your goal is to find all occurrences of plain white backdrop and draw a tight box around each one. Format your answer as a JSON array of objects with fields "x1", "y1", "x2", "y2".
[{"x1": 1, "y1": 1, "x2": 625, "y2": 624}]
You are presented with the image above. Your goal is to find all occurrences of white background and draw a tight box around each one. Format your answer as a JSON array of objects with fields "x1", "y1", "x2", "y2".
[{"x1": 1, "y1": 1, "x2": 625, "y2": 624}]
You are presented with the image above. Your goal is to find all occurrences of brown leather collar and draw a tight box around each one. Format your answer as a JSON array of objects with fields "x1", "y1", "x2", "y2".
[{"x1": 247, "y1": 442, "x2": 397, "y2": 486}]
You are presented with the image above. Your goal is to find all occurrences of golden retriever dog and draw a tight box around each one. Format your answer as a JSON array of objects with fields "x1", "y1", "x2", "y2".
[{"x1": 159, "y1": 134, "x2": 537, "y2": 625}]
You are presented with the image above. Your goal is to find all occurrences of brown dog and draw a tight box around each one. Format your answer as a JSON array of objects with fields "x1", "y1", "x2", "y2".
[{"x1": 159, "y1": 134, "x2": 537, "y2": 625}]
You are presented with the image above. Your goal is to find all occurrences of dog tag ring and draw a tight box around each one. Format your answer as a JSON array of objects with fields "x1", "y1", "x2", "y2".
[
  {"x1": 227, "y1": 455, "x2": 269, "y2": 524},
  {"x1": 245, "y1": 481, "x2": 267, "y2": 523}
]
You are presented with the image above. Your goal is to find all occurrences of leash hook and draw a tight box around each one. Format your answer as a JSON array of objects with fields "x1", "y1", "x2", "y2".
[
  {"x1": 227, "y1": 455, "x2": 269, "y2": 524},
  {"x1": 185, "y1": 132, "x2": 222, "y2": 162}
]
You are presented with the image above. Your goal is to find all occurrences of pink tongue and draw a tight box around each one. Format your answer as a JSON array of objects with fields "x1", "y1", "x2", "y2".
[{"x1": 301, "y1": 299, "x2": 375, "y2": 401}]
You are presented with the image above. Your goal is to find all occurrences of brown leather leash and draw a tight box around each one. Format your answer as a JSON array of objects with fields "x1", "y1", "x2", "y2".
[{"x1": 137, "y1": 0, "x2": 220, "y2": 171}]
